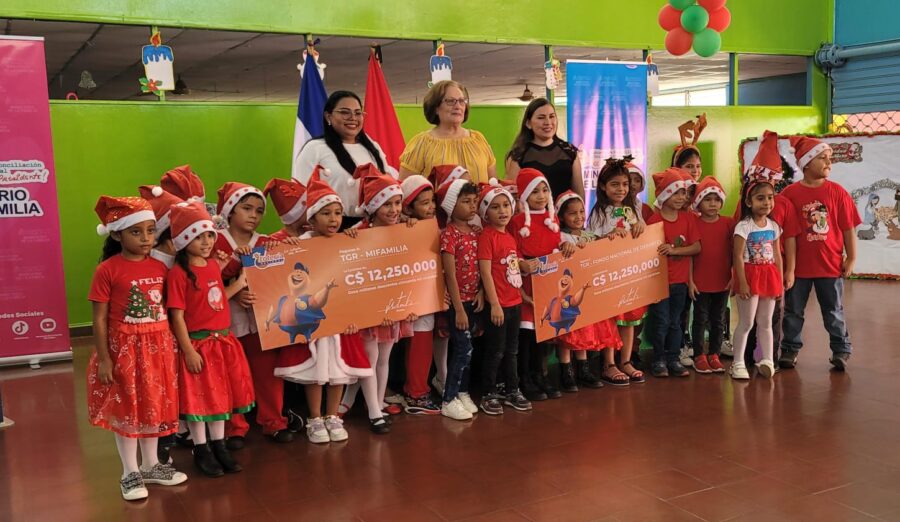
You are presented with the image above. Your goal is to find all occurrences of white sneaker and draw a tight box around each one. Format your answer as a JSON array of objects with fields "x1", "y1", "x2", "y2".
[
  {"x1": 431, "y1": 376, "x2": 445, "y2": 396},
  {"x1": 721, "y1": 339, "x2": 735, "y2": 357},
  {"x1": 457, "y1": 392, "x2": 479, "y2": 414},
  {"x1": 324, "y1": 415, "x2": 349, "y2": 442},
  {"x1": 679, "y1": 347, "x2": 694, "y2": 367},
  {"x1": 757, "y1": 359, "x2": 776, "y2": 379},
  {"x1": 730, "y1": 361, "x2": 750, "y2": 380},
  {"x1": 441, "y1": 398, "x2": 473, "y2": 420},
  {"x1": 120, "y1": 472, "x2": 149, "y2": 501},
  {"x1": 384, "y1": 392, "x2": 405, "y2": 405},
  {"x1": 306, "y1": 417, "x2": 330, "y2": 444}
]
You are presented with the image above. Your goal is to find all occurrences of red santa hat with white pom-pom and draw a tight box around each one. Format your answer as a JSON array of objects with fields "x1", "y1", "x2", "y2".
[
  {"x1": 170, "y1": 200, "x2": 216, "y2": 251},
  {"x1": 305, "y1": 167, "x2": 343, "y2": 220},
  {"x1": 138, "y1": 185, "x2": 183, "y2": 233},
  {"x1": 355, "y1": 164, "x2": 402, "y2": 215},
  {"x1": 691, "y1": 177, "x2": 727, "y2": 210},
  {"x1": 94, "y1": 196, "x2": 156, "y2": 236},
  {"x1": 555, "y1": 190, "x2": 583, "y2": 212},
  {"x1": 652, "y1": 168, "x2": 690, "y2": 209},
  {"x1": 401, "y1": 175, "x2": 434, "y2": 208},
  {"x1": 264, "y1": 178, "x2": 307, "y2": 225},
  {"x1": 789, "y1": 135, "x2": 831, "y2": 171},
  {"x1": 477, "y1": 179, "x2": 515, "y2": 220},
  {"x1": 160, "y1": 164, "x2": 205, "y2": 202},
  {"x1": 216, "y1": 181, "x2": 265, "y2": 220},
  {"x1": 514, "y1": 168, "x2": 558, "y2": 237},
  {"x1": 429, "y1": 165, "x2": 469, "y2": 193}
]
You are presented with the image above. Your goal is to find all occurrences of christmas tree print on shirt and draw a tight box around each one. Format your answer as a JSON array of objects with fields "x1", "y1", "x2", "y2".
[{"x1": 124, "y1": 281, "x2": 166, "y2": 323}]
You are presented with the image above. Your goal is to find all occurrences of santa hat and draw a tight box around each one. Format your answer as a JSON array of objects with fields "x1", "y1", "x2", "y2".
[
  {"x1": 216, "y1": 182, "x2": 265, "y2": 219},
  {"x1": 264, "y1": 178, "x2": 307, "y2": 225},
  {"x1": 160, "y1": 165, "x2": 205, "y2": 202},
  {"x1": 789, "y1": 135, "x2": 831, "y2": 171},
  {"x1": 138, "y1": 185, "x2": 183, "y2": 233},
  {"x1": 305, "y1": 169, "x2": 343, "y2": 220},
  {"x1": 478, "y1": 180, "x2": 515, "y2": 220},
  {"x1": 437, "y1": 178, "x2": 470, "y2": 216},
  {"x1": 429, "y1": 165, "x2": 469, "y2": 193},
  {"x1": 555, "y1": 190, "x2": 583, "y2": 213},
  {"x1": 747, "y1": 131, "x2": 784, "y2": 184},
  {"x1": 349, "y1": 163, "x2": 384, "y2": 188},
  {"x1": 515, "y1": 168, "x2": 558, "y2": 237},
  {"x1": 691, "y1": 176, "x2": 727, "y2": 210},
  {"x1": 357, "y1": 168, "x2": 403, "y2": 215},
  {"x1": 95, "y1": 196, "x2": 156, "y2": 236},
  {"x1": 678, "y1": 168, "x2": 698, "y2": 188},
  {"x1": 170, "y1": 201, "x2": 217, "y2": 251},
  {"x1": 401, "y1": 175, "x2": 434, "y2": 207},
  {"x1": 652, "y1": 168, "x2": 690, "y2": 209}
]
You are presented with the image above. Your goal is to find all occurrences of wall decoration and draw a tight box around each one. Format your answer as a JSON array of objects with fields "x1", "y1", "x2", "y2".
[
  {"x1": 429, "y1": 42, "x2": 452, "y2": 86},
  {"x1": 140, "y1": 30, "x2": 174, "y2": 95},
  {"x1": 659, "y1": 0, "x2": 731, "y2": 57}
]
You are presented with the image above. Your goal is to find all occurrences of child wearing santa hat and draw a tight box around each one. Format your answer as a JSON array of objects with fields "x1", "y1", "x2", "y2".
[
  {"x1": 90, "y1": 196, "x2": 186, "y2": 500},
  {"x1": 264, "y1": 176, "x2": 308, "y2": 240},
  {"x1": 646, "y1": 168, "x2": 701, "y2": 378},
  {"x1": 688, "y1": 176, "x2": 734, "y2": 374},
  {"x1": 166, "y1": 201, "x2": 255, "y2": 477},
  {"x1": 213, "y1": 182, "x2": 294, "y2": 447},
  {"x1": 778, "y1": 135, "x2": 860, "y2": 371},
  {"x1": 138, "y1": 185, "x2": 184, "y2": 270}
]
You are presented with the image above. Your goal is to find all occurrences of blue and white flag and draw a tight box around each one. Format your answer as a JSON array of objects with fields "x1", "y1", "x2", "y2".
[{"x1": 291, "y1": 54, "x2": 327, "y2": 180}]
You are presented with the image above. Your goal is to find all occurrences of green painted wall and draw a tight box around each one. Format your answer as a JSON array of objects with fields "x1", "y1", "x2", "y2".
[
  {"x1": 6, "y1": 0, "x2": 832, "y2": 55},
  {"x1": 51, "y1": 100, "x2": 822, "y2": 327}
]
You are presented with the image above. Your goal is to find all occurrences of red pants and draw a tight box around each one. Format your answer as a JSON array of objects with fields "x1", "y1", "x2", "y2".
[
  {"x1": 226, "y1": 333, "x2": 286, "y2": 436},
  {"x1": 403, "y1": 330, "x2": 433, "y2": 398}
]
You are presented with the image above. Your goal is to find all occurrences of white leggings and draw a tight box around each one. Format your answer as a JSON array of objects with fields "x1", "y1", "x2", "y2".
[
  {"x1": 114, "y1": 434, "x2": 160, "y2": 477},
  {"x1": 342, "y1": 339, "x2": 393, "y2": 420},
  {"x1": 733, "y1": 295, "x2": 777, "y2": 364},
  {"x1": 433, "y1": 336, "x2": 449, "y2": 385}
]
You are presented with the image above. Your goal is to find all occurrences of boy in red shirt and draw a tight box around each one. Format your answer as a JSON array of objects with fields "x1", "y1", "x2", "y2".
[
  {"x1": 778, "y1": 137, "x2": 860, "y2": 371},
  {"x1": 646, "y1": 169, "x2": 701, "y2": 377}
]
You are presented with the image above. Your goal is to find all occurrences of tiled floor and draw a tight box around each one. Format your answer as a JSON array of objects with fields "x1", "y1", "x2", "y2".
[{"x1": 2, "y1": 280, "x2": 900, "y2": 521}]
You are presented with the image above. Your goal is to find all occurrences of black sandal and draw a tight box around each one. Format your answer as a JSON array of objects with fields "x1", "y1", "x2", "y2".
[
  {"x1": 621, "y1": 361, "x2": 646, "y2": 383},
  {"x1": 600, "y1": 363, "x2": 630, "y2": 387}
]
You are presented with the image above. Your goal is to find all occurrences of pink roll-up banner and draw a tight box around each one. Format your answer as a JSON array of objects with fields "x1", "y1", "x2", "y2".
[{"x1": 0, "y1": 36, "x2": 71, "y2": 366}]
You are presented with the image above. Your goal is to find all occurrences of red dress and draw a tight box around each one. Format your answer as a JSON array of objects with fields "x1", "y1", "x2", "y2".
[
  {"x1": 556, "y1": 319, "x2": 623, "y2": 351},
  {"x1": 274, "y1": 332, "x2": 373, "y2": 385},
  {"x1": 87, "y1": 255, "x2": 178, "y2": 438},
  {"x1": 167, "y1": 261, "x2": 255, "y2": 421},
  {"x1": 511, "y1": 210, "x2": 561, "y2": 330}
]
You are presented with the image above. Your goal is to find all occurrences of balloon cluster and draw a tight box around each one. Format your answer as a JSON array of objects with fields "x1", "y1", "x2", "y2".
[{"x1": 658, "y1": 0, "x2": 731, "y2": 57}]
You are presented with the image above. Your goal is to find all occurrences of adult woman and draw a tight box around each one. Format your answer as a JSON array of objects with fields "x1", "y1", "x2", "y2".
[
  {"x1": 293, "y1": 91, "x2": 394, "y2": 223},
  {"x1": 399, "y1": 81, "x2": 496, "y2": 184},
  {"x1": 506, "y1": 98, "x2": 583, "y2": 200}
]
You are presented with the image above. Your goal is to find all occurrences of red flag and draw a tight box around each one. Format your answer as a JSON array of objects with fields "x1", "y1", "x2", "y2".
[{"x1": 364, "y1": 48, "x2": 405, "y2": 171}]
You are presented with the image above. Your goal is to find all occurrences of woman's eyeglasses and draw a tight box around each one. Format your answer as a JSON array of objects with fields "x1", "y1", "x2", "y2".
[
  {"x1": 333, "y1": 109, "x2": 366, "y2": 119},
  {"x1": 442, "y1": 98, "x2": 468, "y2": 107}
]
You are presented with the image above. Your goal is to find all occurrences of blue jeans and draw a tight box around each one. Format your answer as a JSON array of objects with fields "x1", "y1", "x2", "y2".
[
  {"x1": 443, "y1": 303, "x2": 477, "y2": 403},
  {"x1": 647, "y1": 283, "x2": 689, "y2": 364},
  {"x1": 782, "y1": 277, "x2": 851, "y2": 355}
]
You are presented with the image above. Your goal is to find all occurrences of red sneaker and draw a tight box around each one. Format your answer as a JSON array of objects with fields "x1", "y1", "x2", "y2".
[
  {"x1": 708, "y1": 354, "x2": 725, "y2": 373},
  {"x1": 383, "y1": 403, "x2": 402, "y2": 415},
  {"x1": 694, "y1": 354, "x2": 712, "y2": 374}
]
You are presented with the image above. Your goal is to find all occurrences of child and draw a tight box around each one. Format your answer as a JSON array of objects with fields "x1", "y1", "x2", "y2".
[
  {"x1": 139, "y1": 185, "x2": 183, "y2": 270},
  {"x1": 625, "y1": 157, "x2": 654, "y2": 223},
  {"x1": 477, "y1": 182, "x2": 536, "y2": 415},
  {"x1": 264, "y1": 177, "x2": 308, "y2": 240},
  {"x1": 89, "y1": 196, "x2": 187, "y2": 500},
  {"x1": 272, "y1": 173, "x2": 373, "y2": 443},
  {"x1": 587, "y1": 159, "x2": 648, "y2": 384},
  {"x1": 166, "y1": 201, "x2": 255, "y2": 477},
  {"x1": 160, "y1": 164, "x2": 205, "y2": 203},
  {"x1": 340, "y1": 164, "x2": 416, "y2": 433},
  {"x1": 688, "y1": 177, "x2": 733, "y2": 373},
  {"x1": 510, "y1": 168, "x2": 575, "y2": 400},
  {"x1": 213, "y1": 182, "x2": 293, "y2": 446},
  {"x1": 779, "y1": 136, "x2": 860, "y2": 371},
  {"x1": 646, "y1": 168, "x2": 701, "y2": 377},
  {"x1": 399, "y1": 175, "x2": 441, "y2": 414},
  {"x1": 731, "y1": 174, "x2": 784, "y2": 379},
  {"x1": 556, "y1": 190, "x2": 620, "y2": 389},
  {"x1": 438, "y1": 178, "x2": 483, "y2": 420}
]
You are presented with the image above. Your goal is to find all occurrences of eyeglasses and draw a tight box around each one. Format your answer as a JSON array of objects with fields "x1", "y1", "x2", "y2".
[
  {"x1": 442, "y1": 98, "x2": 468, "y2": 107},
  {"x1": 333, "y1": 109, "x2": 366, "y2": 119}
]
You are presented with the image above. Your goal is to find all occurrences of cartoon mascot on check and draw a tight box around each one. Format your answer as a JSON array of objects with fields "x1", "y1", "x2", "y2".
[
  {"x1": 266, "y1": 262, "x2": 336, "y2": 343},
  {"x1": 541, "y1": 268, "x2": 589, "y2": 335}
]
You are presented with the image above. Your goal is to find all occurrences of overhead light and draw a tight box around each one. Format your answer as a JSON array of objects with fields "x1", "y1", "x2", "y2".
[
  {"x1": 173, "y1": 75, "x2": 190, "y2": 95},
  {"x1": 78, "y1": 70, "x2": 96, "y2": 90},
  {"x1": 518, "y1": 84, "x2": 534, "y2": 102}
]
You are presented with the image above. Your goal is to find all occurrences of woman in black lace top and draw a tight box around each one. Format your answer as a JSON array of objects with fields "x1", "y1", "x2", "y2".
[{"x1": 505, "y1": 98, "x2": 583, "y2": 200}]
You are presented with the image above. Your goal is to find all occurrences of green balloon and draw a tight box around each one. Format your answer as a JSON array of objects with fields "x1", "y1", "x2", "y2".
[
  {"x1": 669, "y1": 0, "x2": 696, "y2": 9},
  {"x1": 681, "y1": 5, "x2": 710, "y2": 33},
  {"x1": 693, "y1": 28, "x2": 722, "y2": 57}
]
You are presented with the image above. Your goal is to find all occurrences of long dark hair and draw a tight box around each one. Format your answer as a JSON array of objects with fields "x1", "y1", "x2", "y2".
[
  {"x1": 506, "y1": 98, "x2": 577, "y2": 164},
  {"x1": 739, "y1": 181, "x2": 775, "y2": 221},
  {"x1": 589, "y1": 158, "x2": 638, "y2": 230},
  {"x1": 154, "y1": 228, "x2": 171, "y2": 248},
  {"x1": 317, "y1": 90, "x2": 385, "y2": 174},
  {"x1": 174, "y1": 249, "x2": 199, "y2": 289},
  {"x1": 99, "y1": 236, "x2": 122, "y2": 262},
  {"x1": 671, "y1": 147, "x2": 701, "y2": 168},
  {"x1": 557, "y1": 196, "x2": 583, "y2": 233}
]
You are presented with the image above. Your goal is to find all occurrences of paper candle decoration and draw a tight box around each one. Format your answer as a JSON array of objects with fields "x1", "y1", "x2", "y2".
[
  {"x1": 430, "y1": 43, "x2": 453, "y2": 84},
  {"x1": 141, "y1": 31, "x2": 175, "y2": 91}
]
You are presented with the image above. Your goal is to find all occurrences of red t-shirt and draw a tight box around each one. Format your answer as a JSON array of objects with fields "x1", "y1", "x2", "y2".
[
  {"x1": 780, "y1": 180, "x2": 861, "y2": 278},
  {"x1": 89, "y1": 255, "x2": 168, "y2": 326},
  {"x1": 441, "y1": 223, "x2": 480, "y2": 302},
  {"x1": 647, "y1": 211, "x2": 699, "y2": 285},
  {"x1": 477, "y1": 227, "x2": 524, "y2": 307},
  {"x1": 166, "y1": 261, "x2": 231, "y2": 332},
  {"x1": 693, "y1": 215, "x2": 735, "y2": 293}
]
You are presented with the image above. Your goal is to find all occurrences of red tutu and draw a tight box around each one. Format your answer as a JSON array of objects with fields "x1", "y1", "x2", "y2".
[
  {"x1": 274, "y1": 332, "x2": 373, "y2": 385},
  {"x1": 617, "y1": 305, "x2": 648, "y2": 326},
  {"x1": 741, "y1": 263, "x2": 783, "y2": 298},
  {"x1": 179, "y1": 331, "x2": 255, "y2": 421},
  {"x1": 558, "y1": 319, "x2": 623, "y2": 351},
  {"x1": 87, "y1": 322, "x2": 179, "y2": 438}
]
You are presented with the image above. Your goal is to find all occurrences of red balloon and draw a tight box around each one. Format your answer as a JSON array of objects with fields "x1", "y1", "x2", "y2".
[
  {"x1": 658, "y1": 4, "x2": 682, "y2": 31},
  {"x1": 665, "y1": 28, "x2": 694, "y2": 56},
  {"x1": 708, "y1": 6, "x2": 731, "y2": 32},
  {"x1": 698, "y1": 0, "x2": 727, "y2": 11}
]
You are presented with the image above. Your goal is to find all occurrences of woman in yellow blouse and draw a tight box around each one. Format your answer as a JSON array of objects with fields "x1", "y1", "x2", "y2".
[{"x1": 399, "y1": 80, "x2": 497, "y2": 183}]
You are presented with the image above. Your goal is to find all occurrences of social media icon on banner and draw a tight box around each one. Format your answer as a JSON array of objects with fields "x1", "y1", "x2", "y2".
[
  {"x1": 12, "y1": 321, "x2": 29, "y2": 336},
  {"x1": 40, "y1": 318, "x2": 57, "y2": 333}
]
